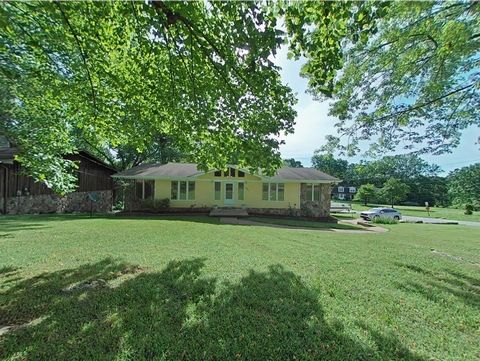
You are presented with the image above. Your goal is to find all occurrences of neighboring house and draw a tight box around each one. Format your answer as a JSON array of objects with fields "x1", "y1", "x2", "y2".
[
  {"x1": 0, "y1": 136, "x2": 116, "y2": 214},
  {"x1": 113, "y1": 163, "x2": 340, "y2": 218},
  {"x1": 332, "y1": 185, "x2": 357, "y2": 201}
]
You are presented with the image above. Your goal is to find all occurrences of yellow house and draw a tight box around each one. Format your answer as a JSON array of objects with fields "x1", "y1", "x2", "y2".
[{"x1": 113, "y1": 163, "x2": 340, "y2": 218}]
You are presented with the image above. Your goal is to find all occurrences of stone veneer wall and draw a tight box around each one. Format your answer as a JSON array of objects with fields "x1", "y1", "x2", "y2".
[
  {"x1": 299, "y1": 183, "x2": 332, "y2": 218},
  {"x1": 3, "y1": 190, "x2": 112, "y2": 215},
  {"x1": 246, "y1": 207, "x2": 301, "y2": 217}
]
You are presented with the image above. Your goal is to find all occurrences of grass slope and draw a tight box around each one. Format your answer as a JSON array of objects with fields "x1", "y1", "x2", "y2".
[
  {"x1": 350, "y1": 203, "x2": 480, "y2": 222},
  {"x1": 1, "y1": 215, "x2": 479, "y2": 360}
]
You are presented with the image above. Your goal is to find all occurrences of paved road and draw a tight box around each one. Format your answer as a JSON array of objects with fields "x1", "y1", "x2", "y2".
[{"x1": 402, "y1": 215, "x2": 480, "y2": 227}]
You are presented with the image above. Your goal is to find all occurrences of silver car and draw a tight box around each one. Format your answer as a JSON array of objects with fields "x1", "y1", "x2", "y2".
[{"x1": 360, "y1": 207, "x2": 402, "y2": 221}]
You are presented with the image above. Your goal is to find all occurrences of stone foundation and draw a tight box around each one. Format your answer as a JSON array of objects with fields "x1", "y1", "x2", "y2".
[
  {"x1": 246, "y1": 207, "x2": 301, "y2": 217},
  {"x1": 3, "y1": 190, "x2": 112, "y2": 215}
]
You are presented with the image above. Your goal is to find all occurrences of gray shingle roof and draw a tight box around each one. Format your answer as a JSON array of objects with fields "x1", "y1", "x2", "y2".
[
  {"x1": 269, "y1": 167, "x2": 338, "y2": 181},
  {"x1": 0, "y1": 147, "x2": 18, "y2": 162},
  {"x1": 113, "y1": 162, "x2": 339, "y2": 182},
  {"x1": 114, "y1": 162, "x2": 204, "y2": 178}
]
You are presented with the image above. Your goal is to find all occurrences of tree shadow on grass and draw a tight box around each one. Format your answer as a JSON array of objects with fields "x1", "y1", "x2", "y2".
[
  {"x1": 395, "y1": 263, "x2": 480, "y2": 307},
  {"x1": 1, "y1": 259, "x2": 425, "y2": 360},
  {"x1": 0, "y1": 214, "x2": 224, "y2": 232}
]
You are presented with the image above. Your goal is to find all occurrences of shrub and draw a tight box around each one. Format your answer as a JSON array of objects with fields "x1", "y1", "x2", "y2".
[
  {"x1": 464, "y1": 204, "x2": 474, "y2": 215},
  {"x1": 140, "y1": 199, "x2": 155, "y2": 210},
  {"x1": 372, "y1": 217, "x2": 399, "y2": 225},
  {"x1": 156, "y1": 198, "x2": 170, "y2": 209}
]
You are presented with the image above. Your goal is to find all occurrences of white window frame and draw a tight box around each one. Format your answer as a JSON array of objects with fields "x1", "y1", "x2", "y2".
[
  {"x1": 349, "y1": 187, "x2": 356, "y2": 193},
  {"x1": 306, "y1": 184, "x2": 321, "y2": 202},
  {"x1": 338, "y1": 193, "x2": 345, "y2": 200},
  {"x1": 171, "y1": 181, "x2": 195, "y2": 200},
  {"x1": 338, "y1": 186, "x2": 344, "y2": 193},
  {"x1": 263, "y1": 183, "x2": 284, "y2": 201}
]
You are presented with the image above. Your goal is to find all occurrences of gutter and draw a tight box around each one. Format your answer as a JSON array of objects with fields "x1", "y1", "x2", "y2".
[{"x1": 111, "y1": 174, "x2": 341, "y2": 184}]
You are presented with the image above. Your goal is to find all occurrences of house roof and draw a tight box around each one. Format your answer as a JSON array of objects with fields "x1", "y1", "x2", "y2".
[
  {"x1": 113, "y1": 162, "x2": 340, "y2": 182},
  {"x1": 115, "y1": 162, "x2": 204, "y2": 178},
  {"x1": 269, "y1": 167, "x2": 338, "y2": 182},
  {"x1": 0, "y1": 147, "x2": 18, "y2": 162},
  {"x1": 0, "y1": 146, "x2": 116, "y2": 172}
]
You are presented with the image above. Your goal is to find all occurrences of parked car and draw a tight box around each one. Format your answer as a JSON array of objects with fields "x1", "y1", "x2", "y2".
[{"x1": 360, "y1": 207, "x2": 401, "y2": 221}]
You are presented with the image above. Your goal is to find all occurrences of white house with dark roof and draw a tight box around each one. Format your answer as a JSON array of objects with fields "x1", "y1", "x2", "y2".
[{"x1": 113, "y1": 163, "x2": 340, "y2": 218}]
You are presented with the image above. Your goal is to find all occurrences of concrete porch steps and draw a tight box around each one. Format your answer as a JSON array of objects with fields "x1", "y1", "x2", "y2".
[{"x1": 209, "y1": 207, "x2": 249, "y2": 217}]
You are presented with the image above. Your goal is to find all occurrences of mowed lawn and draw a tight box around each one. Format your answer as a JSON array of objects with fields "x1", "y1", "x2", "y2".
[
  {"x1": 1, "y1": 215, "x2": 479, "y2": 361},
  {"x1": 350, "y1": 203, "x2": 480, "y2": 222}
]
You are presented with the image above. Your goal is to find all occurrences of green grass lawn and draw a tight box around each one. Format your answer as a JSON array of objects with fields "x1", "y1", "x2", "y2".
[
  {"x1": 247, "y1": 216, "x2": 364, "y2": 230},
  {"x1": 350, "y1": 203, "x2": 480, "y2": 222},
  {"x1": 1, "y1": 215, "x2": 479, "y2": 360}
]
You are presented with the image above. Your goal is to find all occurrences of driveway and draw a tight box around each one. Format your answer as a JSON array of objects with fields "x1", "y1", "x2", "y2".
[{"x1": 401, "y1": 215, "x2": 480, "y2": 227}]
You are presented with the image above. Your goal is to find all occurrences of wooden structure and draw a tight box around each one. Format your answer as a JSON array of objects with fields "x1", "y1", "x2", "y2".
[{"x1": 0, "y1": 145, "x2": 116, "y2": 214}]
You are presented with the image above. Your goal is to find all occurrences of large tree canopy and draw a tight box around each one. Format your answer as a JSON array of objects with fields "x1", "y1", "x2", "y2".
[
  {"x1": 1, "y1": 1, "x2": 297, "y2": 193},
  {"x1": 447, "y1": 163, "x2": 480, "y2": 208},
  {"x1": 2, "y1": 1, "x2": 477, "y2": 194},
  {"x1": 310, "y1": 1, "x2": 480, "y2": 156}
]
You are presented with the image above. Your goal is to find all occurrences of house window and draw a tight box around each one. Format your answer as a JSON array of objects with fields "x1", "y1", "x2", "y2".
[
  {"x1": 135, "y1": 180, "x2": 154, "y2": 200},
  {"x1": 338, "y1": 186, "x2": 344, "y2": 193},
  {"x1": 238, "y1": 170, "x2": 245, "y2": 178},
  {"x1": 171, "y1": 181, "x2": 195, "y2": 200},
  {"x1": 349, "y1": 187, "x2": 356, "y2": 193},
  {"x1": 144, "y1": 180, "x2": 154, "y2": 199},
  {"x1": 179, "y1": 181, "x2": 187, "y2": 200},
  {"x1": 278, "y1": 183, "x2": 284, "y2": 201},
  {"x1": 305, "y1": 184, "x2": 321, "y2": 202},
  {"x1": 230, "y1": 168, "x2": 236, "y2": 177},
  {"x1": 135, "y1": 180, "x2": 143, "y2": 199},
  {"x1": 214, "y1": 170, "x2": 221, "y2": 177},
  {"x1": 270, "y1": 183, "x2": 277, "y2": 201},
  {"x1": 171, "y1": 181, "x2": 178, "y2": 199},
  {"x1": 338, "y1": 193, "x2": 345, "y2": 200},
  {"x1": 313, "y1": 185, "x2": 320, "y2": 201},
  {"x1": 214, "y1": 181, "x2": 221, "y2": 200},
  {"x1": 262, "y1": 183, "x2": 285, "y2": 201},
  {"x1": 238, "y1": 182, "x2": 245, "y2": 201},
  {"x1": 306, "y1": 184, "x2": 313, "y2": 202},
  {"x1": 262, "y1": 183, "x2": 269, "y2": 200}
]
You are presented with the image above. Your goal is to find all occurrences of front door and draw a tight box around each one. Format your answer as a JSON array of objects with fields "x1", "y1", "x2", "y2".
[{"x1": 224, "y1": 182, "x2": 234, "y2": 205}]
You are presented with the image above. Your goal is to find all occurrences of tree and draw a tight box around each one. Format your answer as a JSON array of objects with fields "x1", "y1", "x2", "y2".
[
  {"x1": 311, "y1": 152, "x2": 350, "y2": 180},
  {"x1": 284, "y1": 1, "x2": 386, "y2": 97},
  {"x1": 1, "y1": 1, "x2": 297, "y2": 193},
  {"x1": 447, "y1": 164, "x2": 480, "y2": 209},
  {"x1": 407, "y1": 176, "x2": 449, "y2": 207},
  {"x1": 110, "y1": 135, "x2": 183, "y2": 171},
  {"x1": 283, "y1": 158, "x2": 303, "y2": 168},
  {"x1": 380, "y1": 178, "x2": 410, "y2": 208},
  {"x1": 305, "y1": 1, "x2": 480, "y2": 156},
  {"x1": 354, "y1": 184, "x2": 377, "y2": 206}
]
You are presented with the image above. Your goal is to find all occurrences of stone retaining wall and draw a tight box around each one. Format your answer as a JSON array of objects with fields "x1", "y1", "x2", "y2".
[
  {"x1": 2, "y1": 190, "x2": 112, "y2": 215},
  {"x1": 246, "y1": 207, "x2": 301, "y2": 217}
]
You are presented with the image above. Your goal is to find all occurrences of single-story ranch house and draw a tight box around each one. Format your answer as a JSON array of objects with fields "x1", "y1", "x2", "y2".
[{"x1": 113, "y1": 163, "x2": 340, "y2": 218}]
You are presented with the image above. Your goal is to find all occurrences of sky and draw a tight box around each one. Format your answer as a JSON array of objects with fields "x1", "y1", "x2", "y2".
[{"x1": 273, "y1": 45, "x2": 480, "y2": 175}]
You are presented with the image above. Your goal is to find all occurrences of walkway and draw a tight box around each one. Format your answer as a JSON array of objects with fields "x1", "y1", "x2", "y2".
[
  {"x1": 219, "y1": 217, "x2": 387, "y2": 234},
  {"x1": 402, "y1": 216, "x2": 480, "y2": 227}
]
